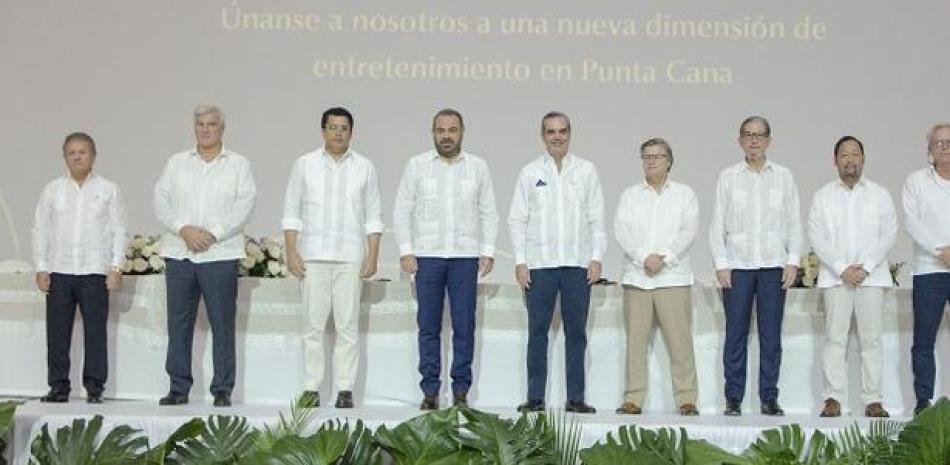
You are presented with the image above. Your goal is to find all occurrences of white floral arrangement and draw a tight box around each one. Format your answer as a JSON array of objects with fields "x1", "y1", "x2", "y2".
[
  {"x1": 795, "y1": 251, "x2": 820, "y2": 288},
  {"x1": 796, "y1": 250, "x2": 906, "y2": 288},
  {"x1": 240, "y1": 236, "x2": 288, "y2": 278},
  {"x1": 122, "y1": 234, "x2": 165, "y2": 275}
]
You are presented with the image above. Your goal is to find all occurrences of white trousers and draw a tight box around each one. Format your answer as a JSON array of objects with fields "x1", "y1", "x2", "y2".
[
  {"x1": 821, "y1": 286, "x2": 884, "y2": 404},
  {"x1": 301, "y1": 260, "x2": 362, "y2": 392}
]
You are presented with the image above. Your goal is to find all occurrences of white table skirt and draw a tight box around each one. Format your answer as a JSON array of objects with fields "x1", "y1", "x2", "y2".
[{"x1": 0, "y1": 273, "x2": 946, "y2": 415}]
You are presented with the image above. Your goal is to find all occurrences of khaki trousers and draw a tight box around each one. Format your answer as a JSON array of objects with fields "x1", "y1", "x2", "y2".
[
  {"x1": 821, "y1": 286, "x2": 884, "y2": 404},
  {"x1": 301, "y1": 261, "x2": 362, "y2": 391},
  {"x1": 622, "y1": 285, "x2": 698, "y2": 406}
]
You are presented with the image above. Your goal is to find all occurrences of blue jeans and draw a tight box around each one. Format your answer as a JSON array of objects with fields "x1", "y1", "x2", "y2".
[
  {"x1": 415, "y1": 257, "x2": 478, "y2": 396},
  {"x1": 45, "y1": 273, "x2": 109, "y2": 395},
  {"x1": 525, "y1": 267, "x2": 591, "y2": 403},
  {"x1": 722, "y1": 268, "x2": 786, "y2": 403},
  {"x1": 911, "y1": 272, "x2": 950, "y2": 401},
  {"x1": 164, "y1": 258, "x2": 238, "y2": 396}
]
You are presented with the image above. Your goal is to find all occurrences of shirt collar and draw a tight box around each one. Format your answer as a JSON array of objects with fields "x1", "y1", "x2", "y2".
[
  {"x1": 835, "y1": 176, "x2": 866, "y2": 191},
  {"x1": 640, "y1": 178, "x2": 671, "y2": 193},
  {"x1": 63, "y1": 171, "x2": 96, "y2": 188},
  {"x1": 190, "y1": 147, "x2": 229, "y2": 161},
  {"x1": 741, "y1": 159, "x2": 772, "y2": 173},
  {"x1": 320, "y1": 147, "x2": 353, "y2": 164},
  {"x1": 543, "y1": 152, "x2": 574, "y2": 170},
  {"x1": 429, "y1": 150, "x2": 467, "y2": 164}
]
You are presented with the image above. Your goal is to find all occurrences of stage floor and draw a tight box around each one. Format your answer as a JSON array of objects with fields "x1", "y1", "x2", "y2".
[{"x1": 5, "y1": 396, "x2": 907, "y2": 464}]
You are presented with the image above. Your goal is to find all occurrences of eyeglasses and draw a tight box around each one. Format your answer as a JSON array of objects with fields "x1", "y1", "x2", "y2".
[
  {"x1": 931, "y1": 139, "x2": 950, "y2": 149},
  {"x1": 640, "y1": 154, "x2": 667, "y2": 161},
  {"x1": 741, "y1": 132, "x2": 768, "y2": 141}
]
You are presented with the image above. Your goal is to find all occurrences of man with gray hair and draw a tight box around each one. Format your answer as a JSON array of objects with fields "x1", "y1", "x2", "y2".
[
  {"x1": 709, "y1": 116, "x2": 802, "y2": 416},
  {"x1": 153, "y1": 104, "x2": 257, "y2": 407},
  {"x1": 904, "y1": 122, "x2": 950, "y2": 415},
  {"x1": 614, "y1": 138, "x2": 699, "y2": 416}
]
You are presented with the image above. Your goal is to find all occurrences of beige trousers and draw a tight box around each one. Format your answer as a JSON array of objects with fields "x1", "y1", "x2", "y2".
[
  {"x1": 301, "y1": 260, "x2": 362, "y2": 391},
  {"x1": 622, "y1": 285, "x2": 698, "y2": 406},
  {"x1": 821, "y1": 286, "x2": 884, "y2": 404}
]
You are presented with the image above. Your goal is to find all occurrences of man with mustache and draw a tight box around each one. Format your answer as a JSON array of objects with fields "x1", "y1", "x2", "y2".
[
  {"x1": 393, "y1": 108, "x2": 498, "y2": 410},
  {"x1": 808, "y1": 136, "x2": 897, "y2": 418}
]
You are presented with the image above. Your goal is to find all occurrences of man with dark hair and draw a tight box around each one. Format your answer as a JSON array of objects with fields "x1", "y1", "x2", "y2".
[
  {"x1": 904, "y1": 123, "x2": 950, "y2": 415},
  {"x1": 509, "y1": 111, "x2": 606, "y2": 414},
  {"x1": 809, "y1": 136, "x2": 897, "y2": 418},
  {"x1": 33, "y1": 131, "x2": 128, "y2": 403},
  {"x1": 394, "y1": 108, "x2": 498, "y2": 410},
  {"x1": 709, "y1": 116, "x2": 802, "y2": 416},
  {"x1": 283, "y1": 106, "x2": 383, "y2": 409},
  {"x1": 154, "y1": 104, "x2": 257, "y2": 407}
]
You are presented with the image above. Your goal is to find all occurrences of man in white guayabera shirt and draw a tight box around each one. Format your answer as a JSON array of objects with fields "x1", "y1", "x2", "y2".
[
  {"x1": 282, "y1": 107, "x2": 383, "y2": 409},
  {"x1": 32, "y1": 132, "x2": 128, "y2": 404},
  {"x1": 904, "y1": 122, "x2": 950, "y2": 416},
  {"x1": 394, "y1": 108, "x2": 498, "y2": 410},
  {"x1": 709, "y1": 115, "x2": 802, "y2": 417},
  {"x1": 509, "y1": 111, "x2": 606, "y2": 414},
  {"x1": 613, "y1": 138, "x2": 699, "y2": 417},
  {"x1": 153, "y1": 104, "x2": 256, "y2": 408},
  {"x1": 808, "y1": 136, "x2": 897, "y2": 418}
]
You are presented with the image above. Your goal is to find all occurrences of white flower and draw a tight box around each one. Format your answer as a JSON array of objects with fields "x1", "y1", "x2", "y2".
[
  {"x1": 280, "y1": 264, "x2": 289, "y2": 277},
  {"x1": 122, "y1": 259, "x2": 133, "y2": 273},
  {"x1": 131, "y1": 236, "x2": 148, "y2": 250},
  {"x1": 266, "y1": 243, "x2": 282, "y2": 260},
  {"x1": 267, "y1": 260, "x2": 281, "y2": 277},
  {"x1": 142, "y1": 244, "x2": 156, "y2": 257},
  {"x1": 149, "y1": 255, "x2": 165, "y2": 272},
  {"x1": 241, "y1": 256, "x2": 256, "y2": 270},
  {"x1": 132, "y1": 257, "x2": 149, "y2": 273},
  {"x1": 246, "y1": 242, "x2": 262, "y2": 258}
]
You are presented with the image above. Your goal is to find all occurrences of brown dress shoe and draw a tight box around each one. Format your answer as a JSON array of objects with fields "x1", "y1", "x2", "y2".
[
  {"x1": 615, "y1": 401, "x2": 642, "y2": 415},
  {"x1": 820, "y1": 398, "x2": 841, "y2": 417},
  {"x1": 679, "y1": 403, "x2": 699, "y2": 416},
  {"x1": 864, "y1": 402, "x2": 889, "y2": 418}
]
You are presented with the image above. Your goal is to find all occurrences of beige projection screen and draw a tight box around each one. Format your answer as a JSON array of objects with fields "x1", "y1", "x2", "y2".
[{"x1": 1, "y1": 1, "x2": 948, "y2": 280}]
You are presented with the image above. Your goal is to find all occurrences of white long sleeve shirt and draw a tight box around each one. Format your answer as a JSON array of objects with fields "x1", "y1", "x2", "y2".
[
  {"x1": 508, "y1": 153, "x2": 607, "y2": 269},
  {"x1": 281, "y1": 148, "x2": 384, "y2": 262},
  {"x1": 808, "y1": 177, "x2": 897, "y2": 288},
  {"x1": 153, "y1": 148, "x2": 256, "y2": 262},
  {"x1": 32, "y1": 173, "x2": 128, "y2": 274},
  {"x1": 902, "y1": 167, "x2": 950, "y2": 275},
  {"x1": 708, "y1": 160, "x2": 803, "y2": 270},
  {"x1": 614, "y1": 180, "x2": 698, "y2": 289},
  {"x1": 393, "y1": 150, "x2": 498, "y2": 258}
]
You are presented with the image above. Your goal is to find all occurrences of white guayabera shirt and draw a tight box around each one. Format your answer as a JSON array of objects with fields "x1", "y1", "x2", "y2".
[
  {"x1": 281, "y1": 148, "x2": 384, "y2": 262},
  {"x1": 508, "y1": 153, "x2": 607, "y2": 270},
  {"x1": 807, "y1": 177, "x2": 897, "y2": 288},
  {"x1": 393, "y1": 150, "x2": 498, "y2": 258},
  {"x1": 32, "y1": 173, "x2": 128, "y2": 274},
  {"x1": 708, "y1": 160, "x2": 803, "y2": 270},
  {"x1": 902, "y1": 167, "x2": 950, "y2": 275},
  {"x1": 153, "y1": 148, "x2": 256, "y2": 263},
  {"x1": 614, "y1": 180, "x2": 698, "y2": 289}
]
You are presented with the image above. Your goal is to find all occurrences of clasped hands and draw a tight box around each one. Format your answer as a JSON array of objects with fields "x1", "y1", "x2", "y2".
[{"x1": 179, "y1": 225, "x2": 217, "y2": 253}]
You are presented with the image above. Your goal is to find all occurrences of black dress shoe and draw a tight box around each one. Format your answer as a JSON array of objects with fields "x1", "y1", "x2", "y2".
[
  {"x1": 419, "y1": 395, "x2": 439, "y2": 411},
  {"x1": 761, "y1": 400, "x2": 785, "y2": 416},
  {"x1": 517, "y1": 399, "x2": 545, "y2": 413},
  {"x1": 335, "y1": 390, "x2": 353, "y2": 409},
  {"x1": 914, "y1": 399, "x2": 931, "y2": 416},
  {"x1": 159, "y1": 392, "x2": 189, "y2": 406},
  {"x1": 565, "y1": 401, "x2": 596, "y2": 414},
  {"x1": 300, "y1": 390, "x2": 320, "y2": 408},
  {"x1": 724, "y1": 400, "x2": 742, "y2": 416},
  {"x1": 213, "y1": 393, "x2": 231, "y2": 407},
  {"x1": 40, "y1": 390, "x2": 69, "y2": 403},
  {"x1": 86, "y1": 393, "x2": 104, "y2": 404},
  {"x1": 452, "y1": 392, "x2": 468, "y2": 408}
]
